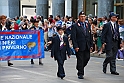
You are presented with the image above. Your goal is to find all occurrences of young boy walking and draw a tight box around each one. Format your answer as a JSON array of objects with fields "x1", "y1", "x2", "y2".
[{"x1": 51, "y1": 26, "x2": 70, "y2": 79}]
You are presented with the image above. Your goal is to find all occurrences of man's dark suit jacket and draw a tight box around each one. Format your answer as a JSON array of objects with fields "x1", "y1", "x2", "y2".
[
  {"x1": 51, "y1": 35, "x2": 70, "y2": 60},
  {"x1": 71, "y1": 21, "x2": 93, "y2": 51},
  {"x1": 101, "y1": 22, "x2": 121, "y2": 50}
]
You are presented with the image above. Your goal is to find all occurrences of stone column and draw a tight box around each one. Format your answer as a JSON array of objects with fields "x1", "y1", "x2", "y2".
[
  {"x1": 98, "y1": 0, "x2": 113, "y2": 18},
  {"x1": 72, "y1": 0, "x2": 78, "y2": 19},
  {"x1": 78, "y1": 0, "x2": 84, "y2": 15},
  {"x1": 0, "y1": 0, "x2": 9, "y2": 17},
  {"x1": 65, "y1": 0, "x2": 72, "y2": 16},
  {"x1": 0, "y1": 0, "x2": 20, "y2": 18},
  {"x1": 123, "y1": 5, "x2": 124, "y2": 19},
  {"x1": 36, "y1": 0, "x2": 48, "y2": 19},
  {"x1": 52, "y1": 0, "x2": 65, "y2": 17},
  {"x1": 8, "y1": 0, "x2": 20, "y2": 18}
]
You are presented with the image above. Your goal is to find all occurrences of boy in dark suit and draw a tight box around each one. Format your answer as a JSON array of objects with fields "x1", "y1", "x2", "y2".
[{"x1": 51, "y1": 26, "x2": 70, "y2": 79}]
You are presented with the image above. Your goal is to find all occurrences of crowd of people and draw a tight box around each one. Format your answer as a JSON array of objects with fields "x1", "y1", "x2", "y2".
[
  {"x1": 0, "y1": 11, "x2": 124, "y2": 79},
  {"x1": 0, "y1": 13, "x2": 124, "y2": 63}
]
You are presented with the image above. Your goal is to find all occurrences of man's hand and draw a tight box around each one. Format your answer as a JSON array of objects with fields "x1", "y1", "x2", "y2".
[
  {"x1": 75, "y1": 48, "x2": 79, "y2": 52},
  {"x1": 90, "y1": 47, "x2": 93, "y2": 50},
  {"x1": 104, "y1": 43, "x2": 106, "y2": 45},
  {"x1": 48, "y1": 41, "x2": 52, "y2": 45},
  {"x1": 51, "y1": 56, "x2": 53, "y2": 58},
  {"x1": 68, "y1": 55, "x2": 70, "y2": 58}
]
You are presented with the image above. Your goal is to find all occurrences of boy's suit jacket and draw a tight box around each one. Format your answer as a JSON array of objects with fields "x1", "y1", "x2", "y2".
[{"x1": 51, "y1": 35, "x2": 70, "y2": 60}]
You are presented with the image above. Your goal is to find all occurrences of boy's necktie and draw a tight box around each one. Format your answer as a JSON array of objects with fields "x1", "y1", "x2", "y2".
[{"x1": 60, "y1": 36, "x2": 64, "y2": 49}]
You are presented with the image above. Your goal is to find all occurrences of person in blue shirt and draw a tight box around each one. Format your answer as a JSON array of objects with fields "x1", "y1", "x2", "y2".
[
  {"x1": 55, "y1": 15, "x2": 62, "y2": 27},
  {"x1": 15, "y1": 16, "x2": 21, "y2": 25},
  {"x1": 47, "y1": 22, "x2": 57, "y2": 50}
]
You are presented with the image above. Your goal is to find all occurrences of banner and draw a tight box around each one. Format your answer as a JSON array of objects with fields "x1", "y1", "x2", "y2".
[{"x1": 0, "y1": 30, "x2": 44, "y2": 61}]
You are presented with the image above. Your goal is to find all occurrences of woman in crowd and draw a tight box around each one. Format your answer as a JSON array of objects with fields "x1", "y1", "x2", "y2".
[
  {"x1": 88, "y1": 18, "x2": 93, "y2": 53},
  {"x1": 43, "y1": 19, "x2": 48, "y2": 48},
  {"x1": 88, "y1": 18, "x2": 93, "y2": 25},
  {"x1": 116, "y1": 19, "x2": 124, "y2": 60},
  {"x1": 118, "y1": 19, "x2": 124, "y2": 40},
  {"x1": 47, "y1": 22, "x2": 57, "y2": 51},
  {"x1": 102, "y1": 16, "x2": 108, "y2": 24},
  {"x1": 117, "y1": 39, "x2": 124, "y2": 60},
  {"x1": 19, "y1": 17, "x2": 24, "y2": 30},
  {"x1": 21, "y1": 19, "x2": 30, "y2": 30},
  {"x1": 91, "y1": 21, "x2": 98, "y2": 54},
  {"x1": 96, "y1": 18, "x2": 104, "y2": 55},
  {"x1": 12, "y1": 20, "x2": 19, "y2": 30},
  {"x1": 37, "y1": 16, "x2": 43, "y2": 28}
]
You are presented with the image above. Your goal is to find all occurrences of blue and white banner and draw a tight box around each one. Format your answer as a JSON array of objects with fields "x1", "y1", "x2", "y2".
[{"x1": 0, "y1": 30, "x2": 44, "y2": 61}]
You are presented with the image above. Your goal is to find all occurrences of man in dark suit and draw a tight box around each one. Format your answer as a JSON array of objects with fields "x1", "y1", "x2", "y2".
[
  {"x1": 101, "y1": 12, "x2": 120, "y2": 75},
  {"x1": 51, "y1": 26, "x2": 70, "y2": 79},
  {"x1": 71, "y1": 11, "x2": 93, "y2": 79}
]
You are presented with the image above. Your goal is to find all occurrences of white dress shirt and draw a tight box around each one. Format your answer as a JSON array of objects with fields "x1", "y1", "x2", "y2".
[
  {"x1": 58, "y1": 34, "x2": 64, "y2": 46},
  {"x1": 111, "y1": 21, "x2": 115, "y2": 29}
]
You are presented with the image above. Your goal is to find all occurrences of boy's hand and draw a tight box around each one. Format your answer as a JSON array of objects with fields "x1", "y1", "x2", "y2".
[
  {"x1": 75, "y1": 48, "x2": 79, "y2": 52},
  {"x1": 48, "y1": 41, "x2": 52, "y2": 44},
  {"x1": 51, "y1": 56, "x2": 54, "y2": 58}
]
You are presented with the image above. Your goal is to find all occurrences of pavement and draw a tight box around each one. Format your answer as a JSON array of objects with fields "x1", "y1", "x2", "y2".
[
  {"x1": 91, "y1": 53, "x2": 106, "y2": 58},
  {"x1": 0, "y1": 52, "x2": 124, "y2": 83}
]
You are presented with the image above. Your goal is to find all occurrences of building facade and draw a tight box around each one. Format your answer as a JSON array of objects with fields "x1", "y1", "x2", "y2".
[{"x1": 0, "y1": 0, "x2": 123, "y2": 19}]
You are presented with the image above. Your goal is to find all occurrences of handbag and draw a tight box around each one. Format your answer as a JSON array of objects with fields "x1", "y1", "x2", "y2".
[{"x1": 97, "y1": 30, "x2": 102, "y2": 37}]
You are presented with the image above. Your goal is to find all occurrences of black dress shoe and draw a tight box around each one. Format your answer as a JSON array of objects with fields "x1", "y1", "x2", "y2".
[
  {"x1": 78, "y1": 75, "x2": 84, "y2": 79},
  {"x1": 103, "y1": 65, "x2": 107, "y2": 74},
  {"x1": 60, "y1": 76, "x2": 64, "y2": 79},
  {"x1": 111, "y1": 72, "x2": 119, "y2": 75},
  {"x1": 103, "y1": 68, "x2": 106, "y2": 74},
  {"x1": 57, "y1": 75, "x2": 60, "y2": 78},
  {"x1": 31, "y1": 61, "x2": 34, "y2": 64},
  {"x1": 8, "y1": 63, "x2": 13, "y2": 66},
  {"x1": 39, "y1": 62, "x2": 43, "y2": 65},
  {"x1": 57, "y1": 73, "x2": 60, "y2": 78}
]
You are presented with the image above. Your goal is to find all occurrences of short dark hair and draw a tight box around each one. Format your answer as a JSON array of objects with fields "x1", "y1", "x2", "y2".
[
  {"x1": 16, "y1": 16, "x2": 19, "y2": 19},
  {"x1": 57, "y1": 15, "x2": 61, "y2": 18},
  {"x1": 50, "y1": 15, "x2": 53, "y2": 18},
  {"x1": 94, "y1": 16, "x2": 97, "y2": 19},
  {"x1": 57, "y1": 26, "x2": 64, "y2": 31},
  {"x1": 68, "y1": 17, "x2": 72, "y2": 19},
  {"x1": 92, "y1": 21, "x2": 97, "y2": 25},
  {"x1": 37, "y1": 17, "x2": 41, "y2": 20},
  {"x1": 103, "y1": 16, "x2": 107, "y2": 20}
]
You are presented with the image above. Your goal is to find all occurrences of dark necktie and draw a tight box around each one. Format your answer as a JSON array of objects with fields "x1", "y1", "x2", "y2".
[
  {"x1": 81, "y1": 23, "x2": 86, "y2": 34},
  {"x1": 113, "y1": 24, "x2": 118, "y2": 40}
]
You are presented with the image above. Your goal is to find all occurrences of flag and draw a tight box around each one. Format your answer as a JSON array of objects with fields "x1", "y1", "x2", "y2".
[{"x1": 0, "y1": 30, "x2": 44, "y2": 61}]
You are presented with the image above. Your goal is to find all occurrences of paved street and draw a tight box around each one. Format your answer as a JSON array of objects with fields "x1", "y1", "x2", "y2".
[{"x1": 0, "y1": 52, "x2": 124, "y2": 83}]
